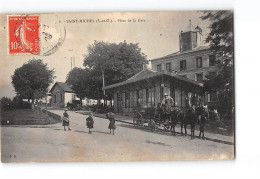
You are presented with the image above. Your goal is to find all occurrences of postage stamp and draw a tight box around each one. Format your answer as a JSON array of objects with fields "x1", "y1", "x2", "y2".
[{"x1": 8, "y1": 15, "x2": 40, "y2": 54}]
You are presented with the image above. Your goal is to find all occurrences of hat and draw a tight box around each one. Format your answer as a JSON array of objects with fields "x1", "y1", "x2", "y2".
[
  {"x1": 64, "y1": 109, "x2": 68, "y2": 111},
  {"x1": 164, "y1": 93, "x2": 168, "y2": 96}
]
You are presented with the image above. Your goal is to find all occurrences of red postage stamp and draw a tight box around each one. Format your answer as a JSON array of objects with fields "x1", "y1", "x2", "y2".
[{"x1": 8, "y1": 15, "x2": 39, "y2": 54}]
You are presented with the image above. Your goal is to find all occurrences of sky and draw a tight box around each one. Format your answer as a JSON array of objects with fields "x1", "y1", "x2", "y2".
[{"x1": 0, "y1": 11, "x2": 211, "y2": 98}]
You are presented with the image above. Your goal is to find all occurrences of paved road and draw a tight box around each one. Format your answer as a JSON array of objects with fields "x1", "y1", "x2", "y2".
[{"x1": 1, "y1": 110, "x2": 234, "y2": 163}]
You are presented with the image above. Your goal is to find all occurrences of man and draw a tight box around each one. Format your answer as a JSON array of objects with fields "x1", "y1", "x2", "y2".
[{"x1": 161, "y1": 93, "x2": 174, "y2": 122}]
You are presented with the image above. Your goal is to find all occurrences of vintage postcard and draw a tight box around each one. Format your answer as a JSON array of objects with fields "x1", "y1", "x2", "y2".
[{"x1": 0, "y1": 11, "x2": 234, "y2": 163}]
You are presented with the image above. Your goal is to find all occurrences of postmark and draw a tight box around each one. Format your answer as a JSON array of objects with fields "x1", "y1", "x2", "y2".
[
  {"x1": 39, "y1": 16, "x2": 66, "y2": 56},
  {"x1": 8, "y1": 15, "x2": 40, "y2": 54}
]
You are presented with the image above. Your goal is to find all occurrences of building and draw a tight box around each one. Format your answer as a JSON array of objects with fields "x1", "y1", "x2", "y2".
[
  {"x1": 150, "y1": 20, "x2": 219, "y2": 105},
  {"x1": 104, "y1": 69, "x2": 203, "y2": 114},
  {"x1": 49, "y1": 82, "x2": 76, "y2": 108},
  {"x1": 103, "y1": 20, "x2": 218, "y2": 114},
  {"x1": 49, "y1": 82, "x2": 100, "y2": 108}
]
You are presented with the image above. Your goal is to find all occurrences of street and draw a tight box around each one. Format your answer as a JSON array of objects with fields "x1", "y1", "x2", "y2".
[{"x1": 1, "y1": 110, "x2": 234, "y2": 163}]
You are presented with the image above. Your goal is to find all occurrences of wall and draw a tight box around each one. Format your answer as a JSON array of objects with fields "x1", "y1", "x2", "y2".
[
  {"x1": 152, "y1": 49, "x2": 218, "y2": 82},
  {"x1": 64, "y1": 93, "x2": 75, "y2": 106},
  {"x1": 51, "y1": 85, "x2": 65, "y2": 108}
]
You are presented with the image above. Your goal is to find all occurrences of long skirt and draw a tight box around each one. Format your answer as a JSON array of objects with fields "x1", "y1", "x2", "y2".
[
  {"x1": 63, "y1": 120, "x2": 69, "y2": 126},
  {"x1": 87, "y1": 122, "x2": 94, "y2": 129},
  {"x1": 108, "y1": 122, "x2": 116, "y2": 129}
]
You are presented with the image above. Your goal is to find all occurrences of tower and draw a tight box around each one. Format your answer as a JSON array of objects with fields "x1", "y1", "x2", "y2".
[{"x1": 179, "y1": 20, "x2": 203, "y2": 52}]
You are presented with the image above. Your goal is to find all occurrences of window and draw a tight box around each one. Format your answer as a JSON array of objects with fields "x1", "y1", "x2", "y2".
[
  {"x1": 137, "y1": 90, "x2": 143, "y2": 106},
  {"x1": 60, "y1": 94, "x2": 63, "y2": 103},
  {"x1": 147, "y1": 88, "x2": 155, "y2": 106},
  {"x1": 157, "y1": 64, "x2": 162, "y2": 72},
  {"x1": 125, "y1": 91, "x2": 130, "y2": 108},
  {"x1": 196, "y1": 57, "x2": 202, "y2": 68},
  {"x1": 180, "y1": 60, "x2": 186, "y2": 71},
  {"x1": 166, "y1": 63, "x2": 171, "y2": 72},
  {"x1": 175, "y1": 89, "x2": 181, "y2": 107},
  {"x1": 181, "y1": 91, "x2": 187, "y2": 107},
  {"x1": 196, "y1": 73, "x2": 203, "y2": 82},
  {"x1": 209, "y1": 54, "x2": 216, "y2": 66},
  {"x1": 117, "y1": 93, "x2": 122, "y2": 107},
  {"x1": 54, "y1": 95, "x2": 56, "y2": 103}
]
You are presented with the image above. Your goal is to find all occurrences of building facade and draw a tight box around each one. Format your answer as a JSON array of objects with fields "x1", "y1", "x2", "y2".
[
  {"x1": 49, "y1": 82, "x2": 76, "y2": 108},
  {"x1": 150, "y1": 21, "x2": 219, "y2": 105},
  {"x1": 104, "y1": 21, "x2": 219, "y2": 114},
  {"x1": 104, "y1": 69, "x2": 203, "y2": 114}
]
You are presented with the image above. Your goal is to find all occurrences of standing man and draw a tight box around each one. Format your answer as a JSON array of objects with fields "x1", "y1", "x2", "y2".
[
  {"x1": 161, "y1": 93, "x2": 174, "y2": 122},
  {"x1": 62, "y1": 109, "x2": 71, "y2": 131}
]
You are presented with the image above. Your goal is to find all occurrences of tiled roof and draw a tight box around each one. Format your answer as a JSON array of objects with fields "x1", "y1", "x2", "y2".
[
  {"x1": 151, "y1": 46, "x2": 210, "y2": 62},
  {"x1": 103, "y1": 69, "x2": 202, "y2": 90},
  {"x1": 49, "y1": 82, "x2": 74, "y2": 93}
]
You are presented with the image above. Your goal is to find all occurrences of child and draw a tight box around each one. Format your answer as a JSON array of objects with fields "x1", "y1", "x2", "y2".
[
  {"x1": 63, "y1": 109, "x2": 71, "y2": 131},
  {"x1": 107, "y1": 112, "x2": 116, "y2": 135},
  {"x1": 86, "y1": 113, "x2": 94, "y2": 134}
]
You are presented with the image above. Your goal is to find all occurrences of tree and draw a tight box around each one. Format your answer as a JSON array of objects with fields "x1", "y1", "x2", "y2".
[
  {"x1": 201, "y1": 11, "x2": 234, "y2": 119},
  {"x1": 83, "y1": 41, "x2": 147, "y2": 102},
  {"x1": 66, "y1": 67, "x2": 89, "y2": 107},
  {"x1": 11, "y1": 59, "x2": 55, "y2": 107}
]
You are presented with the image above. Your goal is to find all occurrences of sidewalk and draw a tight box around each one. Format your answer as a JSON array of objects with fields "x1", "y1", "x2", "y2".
[{"x1": 94, "y1": 113, "x2": 234, "y2": 145}]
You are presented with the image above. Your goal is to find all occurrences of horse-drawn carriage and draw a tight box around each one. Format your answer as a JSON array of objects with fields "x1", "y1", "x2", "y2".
[
  {"x1": 133, "y1": 104, "x2": 174, "y2": 132},
  {"x1": 133, "y1": 104, "x2": 210, "y2": 139}
]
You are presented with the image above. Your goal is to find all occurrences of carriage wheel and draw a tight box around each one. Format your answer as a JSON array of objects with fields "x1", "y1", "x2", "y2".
[
  {"x1": 163, "y1": 124, "x2": 171, "y2": 132},
  {"x1": 148, "y1": 120, "x2": 156, "y2": 132}
]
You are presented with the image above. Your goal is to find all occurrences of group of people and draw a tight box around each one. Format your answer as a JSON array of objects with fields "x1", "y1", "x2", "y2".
[{"x1": 62, "y1": 109, "x2": 116, "y2": 135}]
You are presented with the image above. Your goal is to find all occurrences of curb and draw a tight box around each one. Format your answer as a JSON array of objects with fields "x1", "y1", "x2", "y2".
[
  {"x1": 0, "y1": 124, "x2": 60, "y2": 128},
  {"x1": 94, "y1": 114, "x2": 234, "y2": 146}
]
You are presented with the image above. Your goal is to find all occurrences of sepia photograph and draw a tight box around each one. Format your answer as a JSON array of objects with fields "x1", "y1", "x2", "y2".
[{"x1": 0, "y1": 10, "x2": 234, "y2": 163}]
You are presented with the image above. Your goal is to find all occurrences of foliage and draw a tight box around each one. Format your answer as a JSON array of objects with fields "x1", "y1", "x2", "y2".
[
  {"x1": 201, "y1": 11, "x2": 234, "y2": 118},
  {"x1": 83, "y1": 41, "x2": 147, "y2": 100},
  {"x1": 11, "y1": 59, "x2": 55, "y2": 103},
  {"x1": 1, "y1": 96, "x2": 30, "y2": 110},
  {"x1": 66, "y1": 67, "x2": 88, "y2": 102}
]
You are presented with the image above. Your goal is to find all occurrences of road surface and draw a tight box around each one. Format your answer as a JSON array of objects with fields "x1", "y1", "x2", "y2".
[{"x1": 1, "y1": 110, "x2": 234, "y2": 163}]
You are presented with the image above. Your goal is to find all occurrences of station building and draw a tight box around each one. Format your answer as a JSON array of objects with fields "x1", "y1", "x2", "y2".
[{"x1": 104, "y1": 21, "x2": 219, "y2": 114}]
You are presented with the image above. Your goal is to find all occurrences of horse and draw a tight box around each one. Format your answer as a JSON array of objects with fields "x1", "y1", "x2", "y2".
[
  {"x1": 169, "y1": 107, "x2": 181, "y2": 135},
  {"x1": 196, "y1": 106, "x2": 210, "y2": 139},
  {"x1": 181, "y1": 107, "x2": 197, "y2": 139}
]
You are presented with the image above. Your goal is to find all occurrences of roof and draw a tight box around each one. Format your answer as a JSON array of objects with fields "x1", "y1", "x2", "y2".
[
  {"x1": 49, "y1": 82, "x2": 74, "y2": 93},
  {"x1": 103, "y1": 69, "x2": 203, "y2": 90},
  {"x1": 150, "y1": 46, "x2": 210, "y2": 62},
  {"x1": 182, "y1": 20, "x2": 202, "y2": 34}
]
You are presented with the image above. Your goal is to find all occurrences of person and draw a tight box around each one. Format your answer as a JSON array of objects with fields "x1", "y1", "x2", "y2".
[
  {"x1": 161, "y1": 93, "x2": 174, "y2": 122},
  {"x1": 86, "y1": 113, "x2": 94, "y2": 134},
  {"x1": 62, "y1": 109, "x2": 71, "y2": 131},
  {"x1": 107, "y1": 112, "x2": 116, "y2": 135},
  {"x1": 213, "y1": 108, "x2": 221, "y2": 123}
]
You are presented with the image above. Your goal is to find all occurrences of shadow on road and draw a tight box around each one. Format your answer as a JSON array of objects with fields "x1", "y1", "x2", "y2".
[
  {"x1": 145, "y1": 140, "x2": 171, "y2": 147},
  {"x1": 117, "y1": 123, "x2": 184, "y2": 138},
  {"x1": 92, "y1": 130, "x2": 111, "y2": 135}
]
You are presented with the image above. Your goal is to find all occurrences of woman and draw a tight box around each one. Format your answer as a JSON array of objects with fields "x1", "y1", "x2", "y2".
[
  {"x1": 62, "y1": 109, "x2": 71, "y2": 131},
  {"x1": 107, "y1": 112, "x2": 116, "y2": 135}
]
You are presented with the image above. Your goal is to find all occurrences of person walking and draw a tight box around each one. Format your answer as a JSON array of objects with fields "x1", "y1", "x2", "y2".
[
  {"x1": 86, "y1": 113, "x2": 94, "y2": 134},
  {"x1": 62, "y1": 109, "x2": 71, "y2": 131},
  {"x1": 107, "y1": 112, "x2": 116, "y2": 135}
]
